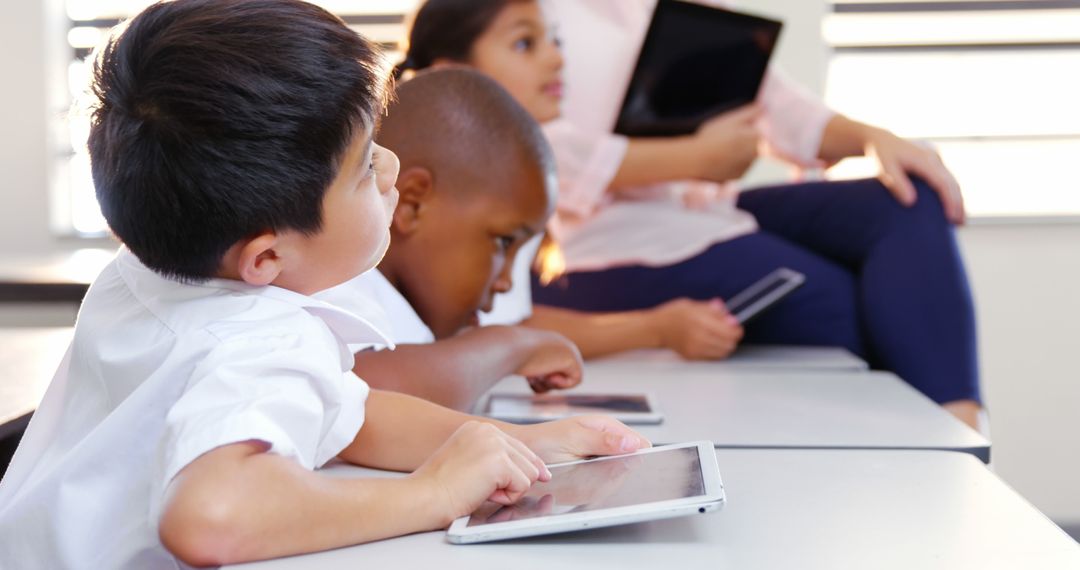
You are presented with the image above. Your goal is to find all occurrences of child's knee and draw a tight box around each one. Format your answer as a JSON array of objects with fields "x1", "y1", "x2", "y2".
[{"x1": 909, "y1": 177, "x2": 949, "y2": 221}]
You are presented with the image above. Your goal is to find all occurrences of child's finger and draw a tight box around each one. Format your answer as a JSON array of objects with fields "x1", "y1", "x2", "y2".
[
  {"x1": 573, "y1": 416, "x2": 652, "y2": 456},
  {"x1": 507, "y1": 433, "x2": 552, "y2": 481},
  {"x1": 490, "y1": 459, "x2": 533, "y2": 505}
]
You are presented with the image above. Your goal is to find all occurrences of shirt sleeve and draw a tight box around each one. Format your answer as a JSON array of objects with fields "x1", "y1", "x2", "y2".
[
  {"x1": 542, "y1": 119, "x2": 630, "y2": 219},
  {"x1": 159, "y1": 314, "x2": 369, "y2": 489},
  {"x1": 757, "y1": 66, "x2": 836, "y2": 168}
]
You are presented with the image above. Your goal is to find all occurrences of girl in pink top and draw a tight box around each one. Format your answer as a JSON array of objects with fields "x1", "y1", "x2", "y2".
[{"x1": 398, "y1": 0, "x2": 982, "y2": 429}]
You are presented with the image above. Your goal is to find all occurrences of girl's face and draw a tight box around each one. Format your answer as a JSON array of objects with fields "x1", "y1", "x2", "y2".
[{"x1": 467, "y1": 1, "x2": 564, "y2": 122}]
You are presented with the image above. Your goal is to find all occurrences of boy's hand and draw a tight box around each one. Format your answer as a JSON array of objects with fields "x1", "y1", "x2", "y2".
[
  {"x1": 515, "y1": 328, "x2": 584, "y2": 394},
  {"x1": 651, "y1": 298, "x2": 744, "y2": 360},
  {"x1": 410, "y1": 421, "x2": 551, "y2": 527},
  {"x1": 510, "y1": 415, "x2": 651, "y2": 465}
]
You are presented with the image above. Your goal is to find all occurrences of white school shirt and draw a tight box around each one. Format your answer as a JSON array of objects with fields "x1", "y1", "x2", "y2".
[
  {"x1": 543, "y1": 0, "x2": 836, "y2": 273},
  {"x1": 0, "y1": 248, "x2": 391, "y2": 570},
  {"x1": 316, "y1": 268, "x2": 436, "y2": 346}
]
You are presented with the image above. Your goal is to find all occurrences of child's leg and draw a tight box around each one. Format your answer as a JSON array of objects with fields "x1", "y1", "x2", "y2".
[
  {"x1": 531, "y1": 232, "x2": 866, "y2": 359},
  {"x1": 736, "y1": 177, "x2": 980, "y2": 406}
]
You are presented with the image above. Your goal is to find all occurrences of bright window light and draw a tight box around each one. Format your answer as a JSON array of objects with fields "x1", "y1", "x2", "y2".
[
  {"x1": 826, "y1": 50, "x2": 1080, "y2": 139},
  {"x1": 824, "y1": 9, "x2": 1080, "y2": 47}
]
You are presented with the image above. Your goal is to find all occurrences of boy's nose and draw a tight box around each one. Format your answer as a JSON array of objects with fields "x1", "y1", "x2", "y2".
[
  {"x1": 491, "y1": 271, "x2": 513, "y2": 295},
  {"x1": 381, "y1": 149, "x2": 401, "y2": 194}
]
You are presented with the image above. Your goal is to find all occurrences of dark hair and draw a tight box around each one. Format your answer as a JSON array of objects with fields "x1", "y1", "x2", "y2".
[
  {"x1": 88, "y1": 0, "x2": 389, "y2": 282},
  {"x1": 394, "y1": 0, "x2": 529, "y2": 79}
]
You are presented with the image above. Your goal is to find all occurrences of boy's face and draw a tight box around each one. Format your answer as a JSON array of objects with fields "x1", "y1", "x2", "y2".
[
  {"x1": 394, "y1": 165, "x2": 553, "y2": 339},
  {"x1": 280, "y1": 129, "x2": 400, "y2": 295},
  {"x1": 468, "y1": 1, "x2": 564, "y2": 123}
]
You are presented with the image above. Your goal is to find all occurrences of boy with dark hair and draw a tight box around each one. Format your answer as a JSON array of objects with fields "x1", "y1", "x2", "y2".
[{"x1": 0, "y1": 2, "x2": 647, "y2": 567}]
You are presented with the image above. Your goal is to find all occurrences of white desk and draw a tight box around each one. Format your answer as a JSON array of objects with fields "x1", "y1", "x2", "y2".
[
  {"x1": 0, "y1": 327, "x2": 72, "y2": 439},
  {"x1": 590, "y1": 344, "x2": 868, "y2": 372},
  {"x1": 486, "y1": 368, "x2": 991, "y2": 462},
  {"x1": 227, "y1": 449, "x2": 1080, "y2": 570}
]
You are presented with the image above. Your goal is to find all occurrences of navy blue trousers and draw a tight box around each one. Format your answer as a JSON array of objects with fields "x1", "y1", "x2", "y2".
[{"x1": 532, "y1": 178, "x2": 980, "y2": 404}]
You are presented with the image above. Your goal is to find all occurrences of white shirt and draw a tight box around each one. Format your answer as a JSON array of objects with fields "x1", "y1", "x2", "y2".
[
  {"x1": 543, "y1": 0, "x2": 835, "y2": 272},
  {"x1": 317, "y1": 269, "x2": 436, "y2": 346},
  {"x1": 0, "y1": 249, "x2": 391, "y2": 570}
]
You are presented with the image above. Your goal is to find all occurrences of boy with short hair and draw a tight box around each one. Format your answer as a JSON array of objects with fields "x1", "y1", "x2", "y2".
[
  {"x1": 318, "y1": 68, "x2": 741, "y2": 410},
  {"x1": 0, "y1": 2, "x2": 647, "y2": 567},
  {"x1": 318, "y1": 68, "x2": 586, "y2": 410}
]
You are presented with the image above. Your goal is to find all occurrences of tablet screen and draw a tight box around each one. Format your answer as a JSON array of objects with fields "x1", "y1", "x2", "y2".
[
  {"x1": 487, "y1": 394, "x2": 653, "y2": 417},
  {"x1": 615, "y1": 1, "x2": 782, "y2": 136},
  {"x1": 465, "y1": 446, "x2": 705, "y2": 527}
]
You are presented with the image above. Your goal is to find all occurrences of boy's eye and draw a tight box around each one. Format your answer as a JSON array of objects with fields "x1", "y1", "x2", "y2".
[{"x1": 495, "y1": 235, "x2": 515, "y2": 252}]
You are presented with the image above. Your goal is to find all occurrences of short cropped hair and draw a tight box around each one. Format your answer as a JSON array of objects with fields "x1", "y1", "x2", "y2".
[
  {"x1": 378, "y1": 68, "x2": 555, "y2": 195},
  {"x1": 88, "y1": 0, "x2": 389, "y2": 281}
]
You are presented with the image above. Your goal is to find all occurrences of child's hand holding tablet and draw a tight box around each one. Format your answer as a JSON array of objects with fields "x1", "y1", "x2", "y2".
[{"x1": 409, "y1": 416, "x2": 651, "y2": 528}]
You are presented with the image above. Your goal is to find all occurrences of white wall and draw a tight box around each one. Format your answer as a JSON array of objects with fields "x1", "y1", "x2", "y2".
[
  {"x1": 959, "y1": 225, "x2": 1080, "y2": 527},
  {"x1": 0, "y1": 1, "x2": 54, "y2": 256}
]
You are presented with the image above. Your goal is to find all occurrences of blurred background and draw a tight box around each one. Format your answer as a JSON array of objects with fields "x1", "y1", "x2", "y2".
[{"x1": 1, "y1": 0, "x2": 1077, "y2": 538}]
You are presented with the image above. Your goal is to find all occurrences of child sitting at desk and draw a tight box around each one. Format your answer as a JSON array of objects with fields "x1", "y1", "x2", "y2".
[
  {"x1": 0, "y1": 2, "x2": 648, "y2": 567},
  {"x1": 319, "y1": 67, "x2": 746, "y2": 411},
  {"x1": 318, "y1": 68, "x2": 586, "y2": 411}
]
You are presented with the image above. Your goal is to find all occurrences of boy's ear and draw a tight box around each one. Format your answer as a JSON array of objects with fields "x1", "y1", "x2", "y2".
[
  {"x1": 392, "y1": 166, "x2": 435, "y2": 236},
  {"x1": 234, "y1": 231, "x2": 285, "y2": 286}
]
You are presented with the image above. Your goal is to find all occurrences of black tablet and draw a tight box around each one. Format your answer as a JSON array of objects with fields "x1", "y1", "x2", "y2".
[{"x1": 614, "y1": 0, "x2": 783, "y2": 137}]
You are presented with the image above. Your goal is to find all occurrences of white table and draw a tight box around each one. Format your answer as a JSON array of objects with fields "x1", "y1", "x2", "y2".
[
  {"x1": 0, "y1": 327, "x2": 72, "y2": 439},
  {"x1": 590, "y1": 344, "x2": 868, "y2": 372},
  {"x1": 227, "y1": 449, "x2": 1080, "y2": 570},
  {"x1": 486, "y1": 368, "x2": 991, "y2": 462}
]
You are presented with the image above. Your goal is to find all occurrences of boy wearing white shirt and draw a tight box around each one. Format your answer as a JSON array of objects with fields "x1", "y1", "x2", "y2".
[
  {"x1": 0, "y1": 3, "x2": 648, "y2": 568},
  {"x1": 318, "y1": 69, "x2": 587, "y2": 412}
]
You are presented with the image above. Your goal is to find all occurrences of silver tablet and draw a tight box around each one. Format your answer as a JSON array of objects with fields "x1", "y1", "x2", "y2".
[
  {"x1": 480, "y1": 392, "x2": 663, "y2": 424},
  {"x1": 446, "y1": 441, "x2": 724, "y2": 544},
  {"x1": 726, "y1": 267, "x2": 806, "y2": 325}
]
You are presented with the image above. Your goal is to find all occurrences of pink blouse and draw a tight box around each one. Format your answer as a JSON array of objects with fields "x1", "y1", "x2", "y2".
[{"x1": 543, "y1": 0, "x2": 835, "y2": 273}]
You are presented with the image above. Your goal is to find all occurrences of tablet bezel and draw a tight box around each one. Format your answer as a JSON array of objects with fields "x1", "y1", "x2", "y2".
[
  {"x1": 727, "y1": 267, "x2": 806, "y2": 325},
  {"x1": 479, "y1": 392, "x2": 664, "y2": 425},
  {"x1": 614, "y1": 0, "x2": 783, "y2": 137},
  {"x1": 445, "y1": 441, "x2": 724, "y2": 544}
]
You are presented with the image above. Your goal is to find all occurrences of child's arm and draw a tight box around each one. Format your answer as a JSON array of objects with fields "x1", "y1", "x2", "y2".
[
  {"x1": 352, "y1": 325, "x2": 582, "y2": 411},
  {"x1": 159, "y1": 421, "x2": 548, "y2": 566},
  {"x1": 524, "y1": 299, "x2": 744, "y2": 361},
  {"x1": 339, "y1": 390, "x2": 650, "y2": 471},
  {"x1": 159, "y1": 391, "x2": 649, "y2": 566}
]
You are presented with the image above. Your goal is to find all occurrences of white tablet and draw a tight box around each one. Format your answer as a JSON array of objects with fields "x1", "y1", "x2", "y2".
[
  {"x1": 726, "y1": 267, "x2": 806, "y2": 325},
  {"x1": 446, "y1": 441, "x2": 724, "y2": 544},
  {"x1": 480, "y1": 392, "x2": 663, "y2": 424}
]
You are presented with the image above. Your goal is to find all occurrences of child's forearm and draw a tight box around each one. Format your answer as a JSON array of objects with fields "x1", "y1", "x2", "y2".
[
  {"x1": 611, "y1": 136, "x2": 702, "y2": 189},
  {"x1": 338, "y1": 389, "x2": 512, "y2": 471},
  {"x1": 817, "y1": 114, "x2": 879, "y2": 163},
  {"x1": 159, "y1": 441, "x2": 448, "y2": 567},
  {"x1": 524, "y1": 305, "x2": 661, "y2": 359},
  {"x1": 353, "y1": 325, "x2": 549, "y2": 411}
]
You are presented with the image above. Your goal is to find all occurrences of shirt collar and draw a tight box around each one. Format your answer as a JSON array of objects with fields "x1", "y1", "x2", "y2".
[{"x1": 115, "y1": 248, "x2": 394, "y2": 351}]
